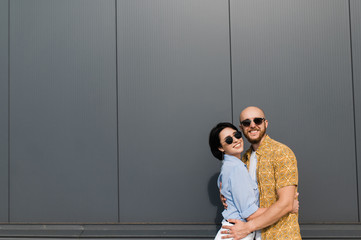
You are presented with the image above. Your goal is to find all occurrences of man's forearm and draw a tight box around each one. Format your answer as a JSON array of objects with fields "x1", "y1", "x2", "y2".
[
  {"x1": 247, "y1": 198, "x2": 293, "y2": 232},
  {"x1": 221, "y1": 202, "x2": 292, "y2": 240},
  {"x1": 244, "y1": 186, "x2": 296, "y2": 232},
  {"x1": 246, "y1": 208, "x2": 267, "y2": 221}
]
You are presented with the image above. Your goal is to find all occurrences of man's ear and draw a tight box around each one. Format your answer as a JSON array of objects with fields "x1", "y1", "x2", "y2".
[{"x1": 265, "y1": 119, "x2": 269, "y2": 129}]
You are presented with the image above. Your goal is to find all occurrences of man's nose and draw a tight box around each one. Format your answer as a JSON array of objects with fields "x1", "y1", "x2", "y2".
[{"x1": 250, "y1": 120, "x2": 256, "y2": 127}]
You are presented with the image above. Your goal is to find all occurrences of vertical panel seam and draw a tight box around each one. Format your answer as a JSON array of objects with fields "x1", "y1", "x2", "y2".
[
  {"x1": 7, "y1": 0, "x2": 10, "y2": 223},
  {"x1": 115, "y1": 0, "x2": 120, "y2": 223},
  {"x1": 348, "y1": 0, "x2": 360, "y2": 222},
  {"x1": 228, "y1": 0, "x2": 233, "y2": 123}
]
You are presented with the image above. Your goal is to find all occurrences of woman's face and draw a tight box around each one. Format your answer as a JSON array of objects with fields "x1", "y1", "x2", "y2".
[{"x1": 218, "y1": 127, "x2": 244, "y2": 159}]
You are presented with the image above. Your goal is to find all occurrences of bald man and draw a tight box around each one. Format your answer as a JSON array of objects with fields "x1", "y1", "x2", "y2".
[{"x1": 221, "y1": 107, "x2": 301, "y2": 240}]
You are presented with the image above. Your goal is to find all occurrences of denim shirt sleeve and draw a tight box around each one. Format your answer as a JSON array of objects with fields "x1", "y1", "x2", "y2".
[{"x1": 229, "y1": 164, "x2": 259, "y2": 219}]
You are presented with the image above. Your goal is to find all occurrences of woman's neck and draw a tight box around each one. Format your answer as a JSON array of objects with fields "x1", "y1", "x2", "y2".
[{"x1": 225, "y1": 153, "x2": 241, "y2": 160}]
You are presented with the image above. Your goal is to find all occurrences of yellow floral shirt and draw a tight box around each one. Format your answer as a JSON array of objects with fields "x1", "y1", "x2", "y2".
[{"x1": 242, "y1": 135, "x2": 301, "y2": 240}]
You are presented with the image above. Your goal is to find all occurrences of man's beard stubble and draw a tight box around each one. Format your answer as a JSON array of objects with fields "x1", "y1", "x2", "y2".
[{"x1": 244, "y1": 127, "x2": 266, "y2": 144}]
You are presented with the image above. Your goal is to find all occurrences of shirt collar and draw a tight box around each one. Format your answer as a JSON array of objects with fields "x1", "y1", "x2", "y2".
[
  {"x1": 243, "y1": 135, "x2": 272, "y2": 161},
  {"x1": 255, "y1": 134, "x2": 272, "y2": 156},
  {"x1": 223, "y1": 154, "x2": 242, "y2": 164}
]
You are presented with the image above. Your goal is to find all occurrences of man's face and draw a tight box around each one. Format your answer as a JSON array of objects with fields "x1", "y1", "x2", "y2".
[{"x1": 239, "y1": 107, "x2": 268, "y2": 144}]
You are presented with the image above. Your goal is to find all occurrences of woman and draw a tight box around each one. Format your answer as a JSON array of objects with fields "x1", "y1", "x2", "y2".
[{"x1": 209, "y1": 122, "x2": 266, "y2": 240}]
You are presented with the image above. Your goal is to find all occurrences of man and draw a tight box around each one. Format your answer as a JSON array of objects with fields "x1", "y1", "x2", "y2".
[{"x1": 221, "y1": 106, "x2": 301, "y2": 240}]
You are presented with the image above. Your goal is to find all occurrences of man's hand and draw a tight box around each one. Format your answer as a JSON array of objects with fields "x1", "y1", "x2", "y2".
[
  {"x1": 220, "y1": 219, "x2": 251, "y2": 240},
  {"x1": 219, "y1": 182, "x2": 228, "y2": 209}
]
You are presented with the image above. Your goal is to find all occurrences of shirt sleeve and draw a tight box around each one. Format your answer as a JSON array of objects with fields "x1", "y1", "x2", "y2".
[
  {"x1": 229, "y1": 164, "x2": 259, "y2": 219},
  {"x1": 274, "y1": 145, "x2": 298, "y2": 190}
]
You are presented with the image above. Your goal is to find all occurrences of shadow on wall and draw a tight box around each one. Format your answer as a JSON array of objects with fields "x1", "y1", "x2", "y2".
[{"x1": 208, "y1": 172, "x2": 224, "y2": 224}]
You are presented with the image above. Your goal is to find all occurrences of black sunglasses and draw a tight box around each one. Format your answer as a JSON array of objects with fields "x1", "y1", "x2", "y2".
[
  {"x1": 240, "y1": 118, "x2": 265, "y2": 127},
  {"x1": 223, "y1": 131, "x2": 242, "y2": 145}
]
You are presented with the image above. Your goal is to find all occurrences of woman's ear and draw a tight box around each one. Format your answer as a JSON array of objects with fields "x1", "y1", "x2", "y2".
[{"x1": 218, "y1": 147, "x2": 224, "y2": 153}]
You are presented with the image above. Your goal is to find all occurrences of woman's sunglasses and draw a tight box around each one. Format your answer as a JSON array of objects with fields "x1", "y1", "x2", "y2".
[
  {"x1": 224, "y1": 131, "x2": 242, "y2": 145},
  {"x1": 240, "y1": 118, "x2": 265, "y2": 127}
]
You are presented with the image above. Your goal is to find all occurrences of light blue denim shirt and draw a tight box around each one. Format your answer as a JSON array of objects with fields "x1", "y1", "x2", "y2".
[{"x1": 217, "y1": 154, "x2": 259, "y2": 221}]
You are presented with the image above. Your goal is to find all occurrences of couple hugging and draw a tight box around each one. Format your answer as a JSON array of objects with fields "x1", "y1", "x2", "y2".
[{"x1": 209, "y1": 106, "x2": 301, "y2": 240}]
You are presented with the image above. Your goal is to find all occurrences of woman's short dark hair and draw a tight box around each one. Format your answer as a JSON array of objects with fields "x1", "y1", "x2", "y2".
[{"x1": 209, "y1": 122, "x2": 238, "y2": 161}]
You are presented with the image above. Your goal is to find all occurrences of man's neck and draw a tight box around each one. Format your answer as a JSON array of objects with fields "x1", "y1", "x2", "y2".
[
  {"x1": 251, "y1": 135, "x2": 267, "y2": 151},
  {"x1": 252, "y1": 144, "x2": 259, "y2": 151}
]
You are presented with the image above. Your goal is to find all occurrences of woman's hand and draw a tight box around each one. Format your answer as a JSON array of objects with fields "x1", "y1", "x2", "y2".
[
  {"x1": 219, "y1": 182, "x2": 228, "y2": 209},
  {"x1": 292, "y1": 192, "x2": 299, "y2": 213}
]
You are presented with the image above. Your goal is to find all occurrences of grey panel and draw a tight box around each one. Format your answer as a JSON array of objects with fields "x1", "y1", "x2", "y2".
[
  {"x1": 10, "y1": 0, "x2": 118, "y2": 222},
  {"x1": 0, "y1": 223, "x2": 361, "y2": 239},
  {"x1": 0, "y1": 0, "x2": 8, "y2": 223},
  {"x1": 231, "y1": 0, "x2": 357, "y2": 222},
  {"x1": 117, "y1": 0, "x2": 230, "y2": 222},
  {"x1": 351, "y1": 0, "x2": 361, "y2": 221}
]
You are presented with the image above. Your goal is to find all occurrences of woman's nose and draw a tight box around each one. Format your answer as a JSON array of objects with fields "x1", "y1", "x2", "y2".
[{"x1": 233, "y1": 136, "x2": 242, "y2": 143}]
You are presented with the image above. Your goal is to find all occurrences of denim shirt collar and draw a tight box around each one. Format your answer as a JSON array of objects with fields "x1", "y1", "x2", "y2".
[{"x1": 223, "y1": 154, "x2": 242, "y2": 165}]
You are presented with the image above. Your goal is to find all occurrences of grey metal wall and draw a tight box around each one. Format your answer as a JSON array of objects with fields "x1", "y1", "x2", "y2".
[
  {"x1": 230, "y1": 0, "x2": 357, "y2": 222},
  {"x1": 1, "y1": 0, "x2": 361, "y2": 238},
  {"x1": 9, "y1": 0, "x2": 118, "y2": 222},
  {"x1": 117, "y1": 0, "x2": 230, "y2": 223},
  {"x1": 351, "y1": 0, "x2": 361, "y2": 221},
  {"x1": 0, "y1": 0, "x2": 9, "y2": 223}
]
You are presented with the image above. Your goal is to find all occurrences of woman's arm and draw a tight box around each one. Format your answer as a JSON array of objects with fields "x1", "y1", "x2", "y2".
[{"x1": 230, "y1": 165, "x2": 259, "y2": 219}]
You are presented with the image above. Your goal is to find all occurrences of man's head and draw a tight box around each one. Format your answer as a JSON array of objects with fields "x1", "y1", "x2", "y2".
[{"x1": 239, "y1": 106, "x2": 268, "y2": 145}]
